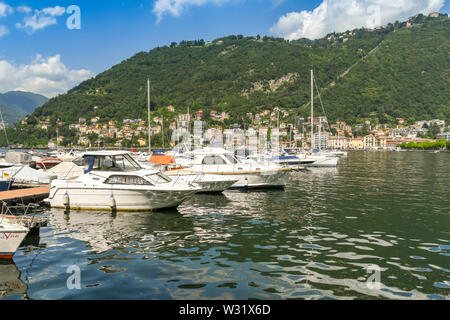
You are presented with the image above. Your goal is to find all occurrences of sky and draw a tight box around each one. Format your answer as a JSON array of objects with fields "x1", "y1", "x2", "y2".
[{"x1": 0, "y1": 0, "x2": 448, "y2": 98}]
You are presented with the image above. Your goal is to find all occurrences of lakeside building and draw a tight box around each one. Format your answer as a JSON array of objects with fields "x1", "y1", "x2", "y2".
[
  {"x1": 437, "y1": 132, "x2": 450, "y2": 140},
  {"x1": 328, "y1": 136, "x2": 349, "y2": 150},
  {"x1": 386, "y1": 137, "x2": 413, "y2": 148},
  {"x1": 349, "y1": 137, "x2": 364, "y2": 149},
  {"x1": 376, "y1": 136, "x2": 387, "y2": 148},
  {"x1": 363, "y1": 135, "x2": 376, "y2": 149}
]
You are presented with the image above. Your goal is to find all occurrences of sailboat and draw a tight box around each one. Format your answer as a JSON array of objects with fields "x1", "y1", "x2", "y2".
[
  {"x1": 0, "y1": 108, "x2": 14, "y2": 190},
  {"x1": 297, "y1": 70, "x2": 339, "y2": 167},
  {"x1": 0, "y1": 218, "x2": 29, "y2": 259}
]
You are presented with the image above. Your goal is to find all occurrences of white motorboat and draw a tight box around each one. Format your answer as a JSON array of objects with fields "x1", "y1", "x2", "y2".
[
  {"x1": 165, "y1": 169, "x2": 239, "y2": 193},
  {"x1": 297, "y1": 153, "x2": 339, "y2": 167},
  {"x1": 0, "y1": 219, "x2": 29, "y2": 259},
  {"x1": 326, "y1": 150, "x2": 348, "y2": 157},
  {"x1": 47, "y1": 161, "x2": 84, "y2": 180},
  {"x1": 175, "y1": 147, "x2": 291, "y2": 189},
  {"x1": 264, "y1": 154, "x2": 306, "y2": 171},
  {"x1": 46, "y1": 151, "x2": 202, "y2": 211},
  {"x1": 9, "y1": 165, "x2": 58, "y2": 185}
]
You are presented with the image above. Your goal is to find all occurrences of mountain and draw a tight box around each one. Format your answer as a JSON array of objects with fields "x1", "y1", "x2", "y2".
[
  {"x1": 30, "y1": 14, "x2": 449, "y2": 126},
  {"x1": 0, "y1": 91, "x2": 48, "y2": 124}
]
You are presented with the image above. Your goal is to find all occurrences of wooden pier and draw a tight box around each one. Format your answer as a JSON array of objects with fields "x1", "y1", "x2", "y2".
[{"x1": 0, "y1": 185, "x2": 50, "y2": 205}]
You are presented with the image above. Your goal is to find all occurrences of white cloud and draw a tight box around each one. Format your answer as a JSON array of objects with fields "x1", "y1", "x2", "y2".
[
  {"x1": 270, "y1": 0, "x2": 445, "y2": 40},
  {"x1": 17, "y1": 6, "x2": 32, "y2": 14},
  {"x1": 0, "y1": 2, "x2": 13, "y2": 17},
  {"x1": 272, "y1": 0, "x2": 285, "y2": 7},
  {"x1": 42, "y1": 6, "x2": 66, "y2": 17},
  {"x1": 153, "y1": 0, "x2": 234, "y2": 23},
  {"x1": 0, "y1": 55, "x2": 95, "y2": 98},
  {"x1": 0, "y1": 24, "x2": 8, "y2": 37},
  {"x1": 16, "y1": 6, "x2": 66, "y2": 33}
]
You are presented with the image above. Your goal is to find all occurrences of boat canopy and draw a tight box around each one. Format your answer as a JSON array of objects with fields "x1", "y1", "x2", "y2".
[
  {"x1": 83, "y1": 152, "x2": 143, "y2": 174},
  {"x1": 149, "y1": 155, "x2": 176, "y2": 165}
]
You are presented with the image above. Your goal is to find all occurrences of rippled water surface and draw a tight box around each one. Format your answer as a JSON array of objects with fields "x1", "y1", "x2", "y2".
[{"x1": 2, "y1": 151, "x2": 449, "y2": 300}]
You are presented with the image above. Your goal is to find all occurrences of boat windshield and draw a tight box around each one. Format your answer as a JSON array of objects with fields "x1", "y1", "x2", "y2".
[
  {"x1": 224, "y1": 154, "x2": 241, "y2": 164},
  {"x1": 105, "y1": 175, "x2": 151, "y2": 185},
  {"x1": 85, "y1": 154, "x2": 143, "y2": 172},
  {"x1": 146, "y1": 172, "x2": 172, "y2": 184}
]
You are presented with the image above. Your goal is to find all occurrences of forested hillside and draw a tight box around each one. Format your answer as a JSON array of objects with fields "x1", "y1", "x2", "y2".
[
  {"x1": 30, "y1": 14, "x2": 448, "y2": 125},
  {"x1": 2, "y1": 14, "x2": 448, "y2": 147}
]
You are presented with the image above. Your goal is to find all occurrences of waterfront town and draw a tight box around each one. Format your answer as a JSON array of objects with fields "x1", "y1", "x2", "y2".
[{"x1": 19, "y1": 105, "x2": 449, "y2": 150}]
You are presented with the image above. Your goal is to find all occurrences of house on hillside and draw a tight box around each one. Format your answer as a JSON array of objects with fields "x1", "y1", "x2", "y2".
[
  {"x1": 363, "y1": 135, "x2": 376, "y2": 149},
  {"x1": 349, "y1": 137, "x2": 364, "y2": 149}
]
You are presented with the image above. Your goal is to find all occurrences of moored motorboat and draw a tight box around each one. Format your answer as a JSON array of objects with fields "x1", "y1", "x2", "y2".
[
  {"x1": 165, "y1": 169, "x2": 239, "y2": 193},
  {"x1": 298, "y1": 153, "x2": 339, "y2": 167},
  {"x1": 46, "y1": 151, "x2": 201, "y2": 211},
  {"x1": 35, "y1": 157, "x2": 62, "y2": 170},
  {"x1": 265, "y1": 155, "x2": 306, "y2": 171},
  {"x1": 175, "y1": 147, "x2": 291, "y2": 190}
]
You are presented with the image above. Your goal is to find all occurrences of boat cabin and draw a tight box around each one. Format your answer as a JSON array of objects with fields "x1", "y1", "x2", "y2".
[
  {"x1": 83, "y1": 151, "x2": 143, "y2": 174},
  {"x1": 82, "y1": 151, "x2": 174, "y2": 185},
  {"x1": 192, "y1": 148, "x2": 241, "y2": 166}
]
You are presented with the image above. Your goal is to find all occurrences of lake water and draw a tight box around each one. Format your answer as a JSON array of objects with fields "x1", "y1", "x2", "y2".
[{"x1": 1, "y1": 151, "x2": 449, "y2": 300}]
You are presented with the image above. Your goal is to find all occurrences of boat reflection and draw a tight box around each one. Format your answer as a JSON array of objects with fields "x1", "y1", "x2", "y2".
[
  {"x1": 0, "y1": 261, "x2": 27, "y2": 299},
  {"x1": 48, "y1": 208, "x2": 195, "y2": 254}
]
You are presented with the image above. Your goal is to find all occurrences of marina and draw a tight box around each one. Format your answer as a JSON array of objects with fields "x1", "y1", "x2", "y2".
[
  {"x1": 0, "y1": 3, "x2": 449, "y2": 304},
  {"x1": 0, "y1": 150, "x2": 448, "y2": 300}
]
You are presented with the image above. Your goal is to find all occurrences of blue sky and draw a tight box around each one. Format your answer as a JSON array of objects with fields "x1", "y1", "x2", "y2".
[{"x1": 0, "y1": 0, "x2": 448, "y2": 97}]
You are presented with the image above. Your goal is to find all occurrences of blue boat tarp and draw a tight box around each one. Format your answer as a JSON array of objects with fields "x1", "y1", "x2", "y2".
[{"x1": 267, "y1": 155, "x2": 299, "y2": 161}]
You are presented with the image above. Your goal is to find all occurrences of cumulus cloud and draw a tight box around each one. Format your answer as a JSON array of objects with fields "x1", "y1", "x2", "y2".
[
  {"x1": 42, "y1": 6, "x2": 66, "y2": 17},
  {"x1": 0, "y1": 2, "x2": 13, "y2": 17},
  {"x1": 270, "y1": 0, "x2": 445, "y2": 40},
  {"x1": 17, "y1": 5, "x2": 32, "y2": 14},
  {"x1": 153, "y1": 0, "x2": 233, "y2": 23},
  {"x1": 272, "y1": 0, "x2": 285, "y2": 7},
  {"x1": 16, "y1": 6, "x2": 66, "y2": 33},
  {"x1": 0, "y1": 24, "x2": 8, "y2": 37},
  {"x1": 0, "y1": 55, "x2": 95, "y2": 98}
]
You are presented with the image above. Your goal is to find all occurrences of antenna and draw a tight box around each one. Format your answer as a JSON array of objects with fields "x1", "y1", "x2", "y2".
[
  {"x1": 0, "y1": 109, "x2": 10, "y2": 149},
  {"x1": 311, "y1": 69, "x2": 314, "y2": 152},
  {"x1": 147, "y1": 78, "x2": 151, "y2": 154}
]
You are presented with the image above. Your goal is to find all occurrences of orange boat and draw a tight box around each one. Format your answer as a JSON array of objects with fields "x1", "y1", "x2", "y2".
[{"x1": 36, "y1": 157, "x2": 62, "y2": 169}]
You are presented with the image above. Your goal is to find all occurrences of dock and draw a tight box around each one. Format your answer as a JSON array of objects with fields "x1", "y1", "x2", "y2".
[{"x1": 0, "y1": 185, "x2": 50, "y2": 205}]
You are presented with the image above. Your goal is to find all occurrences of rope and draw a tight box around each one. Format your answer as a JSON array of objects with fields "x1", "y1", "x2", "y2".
[{"x1": 313, "y1": 75, "x2": 331, "y2": 134}]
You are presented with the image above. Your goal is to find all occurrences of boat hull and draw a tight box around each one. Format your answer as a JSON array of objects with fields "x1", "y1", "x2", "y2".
[
  {"x1": 0, "y1": 179, "x2": 12, "y2": 191},
  {"x1": 195, "y1": 169, "x2": 291, "y2": 189},
  {"x1": 0, "y1": 228, "x2": 28, "y2": 260},
  {"x1": 166, "y1": 173, "x2": 238, "y2": 193},
  {"x1": 48, "y1": 187, "x2": 198, "y2": 211},
  {"x1": 303, "y1": 156, "x2": 339, "y2": 167}
]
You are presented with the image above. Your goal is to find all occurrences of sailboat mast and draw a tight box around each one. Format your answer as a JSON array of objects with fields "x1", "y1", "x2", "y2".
[
  {"x1": 147, "y1": 78, "x2": 151, "y2": 154},
  {"x1": 0, "y1": 109, "x2": 9, "y2": 149},
  {"x1": 311, "y1": 69, "x2": 314, "y2": 152}
]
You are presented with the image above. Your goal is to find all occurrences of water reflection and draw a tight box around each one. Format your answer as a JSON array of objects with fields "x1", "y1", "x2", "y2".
[
  {"x1": 0, "y1": 261, "x2": 28, "y2": 299},
  {"x1": 7, "y1": 152, "x2": 450, "y2": 299}
]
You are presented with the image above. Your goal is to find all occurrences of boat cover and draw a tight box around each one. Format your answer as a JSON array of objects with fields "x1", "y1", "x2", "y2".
[{"x1": 149, "y1": 155, "x2": 176, "y2": 165}]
